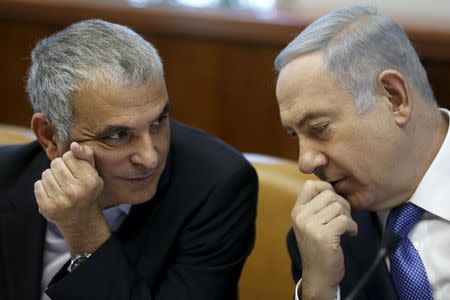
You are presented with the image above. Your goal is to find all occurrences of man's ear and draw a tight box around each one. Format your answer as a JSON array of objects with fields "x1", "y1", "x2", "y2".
[
  {"x1": 31, "y1": 113, "x2": 61, "y2": 160},
  {"x1": 377, "y1": 69, "x2": 412, "y2": 126}
]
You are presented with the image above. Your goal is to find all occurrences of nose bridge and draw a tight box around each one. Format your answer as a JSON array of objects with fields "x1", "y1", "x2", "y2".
[
  {"x1": 297, "y1": 138, "x2": 325, "y2": 174},
  {"x1": 131, "y1": 132, "x2": 158, "y2": 168}
]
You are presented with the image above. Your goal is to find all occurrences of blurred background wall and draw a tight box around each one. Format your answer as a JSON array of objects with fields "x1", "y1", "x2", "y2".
[{"x1": 1, "y1": 0, "x2": 450, "y2": 161}]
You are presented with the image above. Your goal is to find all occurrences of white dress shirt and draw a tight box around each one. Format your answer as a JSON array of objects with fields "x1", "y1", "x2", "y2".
[
  {"x1": 295, "y1": 108, "x2": 450, "y2": 300},
  {"x1": 40, "y1": 204, "x2": 131, "y2": 300}
]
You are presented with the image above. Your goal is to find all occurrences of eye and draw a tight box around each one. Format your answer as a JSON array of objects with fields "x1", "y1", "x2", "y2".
[
  {"x1": 150, "y1": 113, "x2": 169, "y2": 133},
  {"x1": 102, "y1": 129, "x2": 131, "y2": 146},
  {"x1": 310, "y1": 123, "x2": 329, "y2": 136},
  {"x1": 288, "y1": 130, "x2": 298, "y2": 140},
  {"x1": 108, "y1": 130, "x2": 128, "y2": 140}
]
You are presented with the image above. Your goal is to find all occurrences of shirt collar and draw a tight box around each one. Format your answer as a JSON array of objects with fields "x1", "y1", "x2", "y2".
[{"x1": 102, "y1": 204, "x2": 131, "y2": 229}]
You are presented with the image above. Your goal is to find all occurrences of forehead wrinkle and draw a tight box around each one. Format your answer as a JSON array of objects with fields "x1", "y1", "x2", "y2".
[{"x1": 278, "y1": 52, "x2": 353, "y2": 128}]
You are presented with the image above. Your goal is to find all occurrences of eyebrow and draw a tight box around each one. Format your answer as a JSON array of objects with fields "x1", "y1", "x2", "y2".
[
  {"x1": 282, "y1": 111, "x2": 332, "y2": 132},
  {"x1": 96, "y1": 125, "x2": 131, "y2": 139},
  {"x1": 95, "y1": 103, "x2": 170, "y2": 138}
]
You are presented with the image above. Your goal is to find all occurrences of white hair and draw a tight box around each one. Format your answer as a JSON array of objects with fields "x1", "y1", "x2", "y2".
[{"x1": 27, "y1": 19, "x2": 164, "y2": 141}]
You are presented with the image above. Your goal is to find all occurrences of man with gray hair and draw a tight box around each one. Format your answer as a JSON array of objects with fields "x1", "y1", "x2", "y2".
[
  {"x1": 275, "y1": 5, "x2": 450, "y2": 300},
  {"x1": 0, "y1": 19, "x2": 257, "y2": 300}
]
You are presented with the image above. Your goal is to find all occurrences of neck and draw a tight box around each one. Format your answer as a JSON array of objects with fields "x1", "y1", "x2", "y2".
[{"x1": 409, "y1": 105, "x2": 448, "y2": 198}]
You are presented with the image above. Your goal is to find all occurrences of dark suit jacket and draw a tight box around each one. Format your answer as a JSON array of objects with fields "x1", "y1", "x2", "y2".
[
  {"x1": 0, "y1": 120, "x2": 258, "y2": 300},
  {"x1": 287, "y1": 211, "x2": 398, "y2": 300}
]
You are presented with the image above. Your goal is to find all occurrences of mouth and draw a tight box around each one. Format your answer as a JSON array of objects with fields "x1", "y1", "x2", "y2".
[
  {"x1": 329, "y1": 176, "x2": 348, "y2": 193},
  {"x1": 123, "y1": 173, "x2": 155, "y2": 182}
]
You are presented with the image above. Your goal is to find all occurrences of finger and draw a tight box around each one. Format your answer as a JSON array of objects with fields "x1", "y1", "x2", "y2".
[
  {"x1": 41, "y1": 169, "x2": 63, "y2": 199},
  {"x1": 34, "y1": 180, "x2": 49, "y2": 202},
  {"x1": 312, "y1": 189, "x2": 351, "y2": 216},
  {"x1": 70, "y1": 142, "x2": 95, "y2": 167},
  {"x1": 315, "y1": 201, "x2": 348, "y2": 225},
  {"x1": 298, "y1": 180, "x2": 334, "y2": 205},
  {"x1": 62, "y1": 149, "x2": 99, "y2": 182},
  {"x1": 34, "y1": 180, "x2": 51, "y2": 214},
  {"x1": 292, "y1": 180, "x2": 334, "y2": 218},
  {"x1": 327, "y1": 214, "x2": 358, "y2": 237},
  {"x1": 302, "y1": 189, "x2": 340, "y2": 215},
  {"x1": 49, "y1": 157, "x2": 77, "y2": 187}
]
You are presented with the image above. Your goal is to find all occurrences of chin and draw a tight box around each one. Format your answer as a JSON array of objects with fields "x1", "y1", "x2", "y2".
[
  {"x1": 125, "y1": 188, "x2": 157, "y2": 205},
  {"x1": 346, "y1": 193, "x2": 369, "y2": 211},
  {"x1": 102, "y1": 185, "x2": 157, "y2": 207}
]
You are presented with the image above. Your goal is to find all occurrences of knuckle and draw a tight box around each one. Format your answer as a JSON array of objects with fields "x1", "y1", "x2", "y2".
[
  {"x1": 314, "y1": 229, "x2": 326, "y2": 242},
  {"x1": 50, "y1": 157, "x2": 62, "y2": 168},
  {"x1": 321, "y1": 189, "x2": 335, "y2": 199},
  {"x1": 290, "y1": 210, "x2": 298, "y2": 222},
  {"x1": 42, "y1": 169, "x2": 52, "y2": 179},
  {"x1": 336, "y1": 214, "x2": 349, "y2": 223},
  {"x1": 64, "y1": 185, "x2": 77, "y2": 199},
  {"x1": 63, "y1": 152, "x2": 77, "y2": 165},
  {"x1": 55, "y1": 197, "x2": 74, "y2": 210},
  {"x1": 34, "y1": 180, "x2": 42, "y2": 189},
  {"x1": 303, "y1": 180, "x2": 315, "y2": 190},
  {"x1": 331, "y1": 201, "x2": 343, "y2": 211},
  {"x1": 84, "y1": 175, "x2": 98, "y2": 190},
  {"x1": 292, "y1": 204, "x2": 308, "y2": 224},
  {"x1": 293, "y1": 215, "x2": 308, "y2": 233},
  {"x1": 303, "y1": 220, "x2": 316, "y2": 235},
  {"x1": 62, "y1": 151, "x2": 72, "y2": 160},
  {"x1": 292, "y1": 210, "x2": 302, "y2": 225}
]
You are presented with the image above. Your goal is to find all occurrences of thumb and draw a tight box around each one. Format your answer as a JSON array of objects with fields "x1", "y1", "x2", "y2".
[{"x1": 70, "y1": 142, "x2": 95, "y2": 167}]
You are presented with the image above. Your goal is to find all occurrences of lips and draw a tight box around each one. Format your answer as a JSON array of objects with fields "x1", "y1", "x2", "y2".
[
  {"x1": 124, "y1": 173, "x2": 154, "y2": 182},
  {"x1": 330, "y1": 176, "x2": 348, "y2": 193}
]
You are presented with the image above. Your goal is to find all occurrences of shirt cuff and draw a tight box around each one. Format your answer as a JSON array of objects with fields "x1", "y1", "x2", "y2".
[{"x1": 294, "y1": 279, "x2": 341, "y2": 300}]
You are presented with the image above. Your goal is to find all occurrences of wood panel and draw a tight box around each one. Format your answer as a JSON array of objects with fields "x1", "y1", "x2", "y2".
[{"x1": 1, "y1": 0, "x2": 450, "y2": 162}]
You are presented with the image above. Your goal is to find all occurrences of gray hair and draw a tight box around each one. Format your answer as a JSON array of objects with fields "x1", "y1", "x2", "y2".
[
  {"x1": 275, "y1": 5, "x2": 435, "y2": 112},
  {"x1": 27, "y1": 19, "x2": 164, "y2": 141}
]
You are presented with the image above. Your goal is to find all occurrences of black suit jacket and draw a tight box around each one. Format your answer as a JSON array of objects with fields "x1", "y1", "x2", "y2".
[
  {"x1": 0, "y1": 120, "x2": 258, "y2": 300},
  {"x1": 287, "y1": 211, "x2": 398, "y2": 300}
]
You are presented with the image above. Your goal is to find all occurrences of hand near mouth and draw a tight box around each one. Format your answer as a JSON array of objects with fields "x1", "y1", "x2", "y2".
[
  {"x1": 34, "y1": 142, "x2": 110, "y2": 256},
  {"x1": 291, "y1": 180, "x2": 358, "y2": 300}
]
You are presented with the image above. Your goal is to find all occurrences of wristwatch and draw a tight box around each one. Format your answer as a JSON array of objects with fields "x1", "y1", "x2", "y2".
[{"x1": 68, "y1": 253, "x2": 92, "y2": 272}]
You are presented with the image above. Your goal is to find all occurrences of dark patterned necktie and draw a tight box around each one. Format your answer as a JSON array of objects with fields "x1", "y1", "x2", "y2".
[{"x1": 387, "y1": 202, "x2": 433, "y2": 300}]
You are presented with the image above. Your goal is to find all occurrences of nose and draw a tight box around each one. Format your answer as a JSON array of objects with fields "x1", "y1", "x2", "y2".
[
  {"x1": 297, "y1": 139, "x2": 327, "y2": 174},
  {"x1": 130, "y1": 134, "x2": 159, "y2": 169}
]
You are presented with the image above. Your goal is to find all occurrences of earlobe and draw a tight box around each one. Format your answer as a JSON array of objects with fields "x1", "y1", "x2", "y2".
[
  {"x1": 31, "y1": 113, "x2": 61, "y2": 159},
  {"x1": 377, "y1": 70, "x2": 412, "y2": 126}
]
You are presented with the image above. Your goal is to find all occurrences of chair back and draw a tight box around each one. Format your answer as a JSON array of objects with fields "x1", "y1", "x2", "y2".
[
  {"x1": 0, "y1": 124, "x2": 35, "y2": 145},
  {"x1": 239, "y1": 153, "x2": 315, "y2": 300}
]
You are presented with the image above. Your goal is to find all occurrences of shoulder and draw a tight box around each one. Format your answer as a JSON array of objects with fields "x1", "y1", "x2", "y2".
[
  {"x1": 169, "y1": 120, "x2": 255, "y2": 180},
  {"x1": 0, "y1": 140, "x2": 44, "y2": 167},
  {"x1": 0, "y1": 141, "x2": 48, "y2": 189}
]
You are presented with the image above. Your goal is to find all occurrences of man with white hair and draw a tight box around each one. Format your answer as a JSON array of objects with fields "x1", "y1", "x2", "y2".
[
  {"x1": 0, "y1": 19, "x2": 257, "y2": 300},
  {"x1": 275, "y1": 5, "x2": 450, "y2": 300}
]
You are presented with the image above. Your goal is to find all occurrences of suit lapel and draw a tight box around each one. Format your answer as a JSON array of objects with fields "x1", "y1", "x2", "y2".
[
  {"x1": 115, "y1": 149, "x2": 172, "y2": 284},
  {"x1": 340, "y1": 211, "x2": 397, "y2": 300},
  {"x1": 0, "y1": 149, "x2": 48, "y2": 300}
]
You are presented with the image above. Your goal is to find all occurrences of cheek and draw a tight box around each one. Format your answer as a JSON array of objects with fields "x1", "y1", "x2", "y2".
[{"x1": 94, "y1": 152, "x2": 129, "y2": 179}]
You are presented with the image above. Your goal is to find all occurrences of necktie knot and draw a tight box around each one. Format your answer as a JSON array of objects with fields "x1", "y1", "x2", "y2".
[{"x1": 387, "y1": 202, "x2": 424, "y2": 238}]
